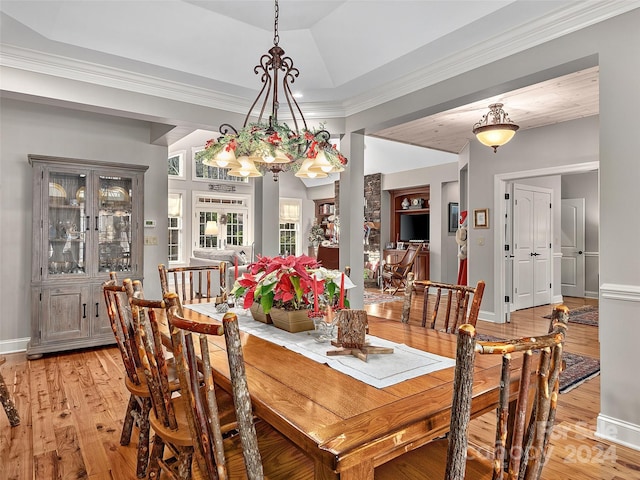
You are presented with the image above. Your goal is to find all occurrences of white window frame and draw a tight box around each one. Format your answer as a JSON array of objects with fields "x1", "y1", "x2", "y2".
[
  {"x1": 168, "y1": 189, "x2": 186, "y2": 264},
  {"x1": 279, "y1": 197, "x2": 302, "y2": 256},
  {"x1": 168, "y1": 151, "x2": 185, "y2": 180},
  {"x1": 191, "y1": 191, "x2": 252, "y2": 254},
  {"x1": 192, "y1": 146, "x2": 249, "y2": 184}
]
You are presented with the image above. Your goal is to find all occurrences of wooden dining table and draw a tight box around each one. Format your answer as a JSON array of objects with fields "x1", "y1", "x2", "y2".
[{"x1": 170, "y1": 303, "x2": 515, "y2": 480}]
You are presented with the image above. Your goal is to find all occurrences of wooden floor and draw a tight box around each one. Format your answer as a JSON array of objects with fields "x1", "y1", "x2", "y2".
[{"x1": 1, "y1": 294, "x2": 639, "y2": 479}]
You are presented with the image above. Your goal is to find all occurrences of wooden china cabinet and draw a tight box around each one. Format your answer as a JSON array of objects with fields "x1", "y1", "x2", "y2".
[{"x1": 28, "y1": 155, "x2": 147, "y2": 359}]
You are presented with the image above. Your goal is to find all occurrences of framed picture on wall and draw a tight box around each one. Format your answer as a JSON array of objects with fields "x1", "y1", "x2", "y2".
[
  {"x1": 448, "y1": 202, "x2": 459, "y2": 233},
  {"x1": 473, "y1": 208, "x2": 489, "y2": 228}
]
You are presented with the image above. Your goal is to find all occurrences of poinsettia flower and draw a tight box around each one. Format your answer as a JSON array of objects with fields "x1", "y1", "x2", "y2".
[
  {"x1": 267, "y1": 132, "x2": 282, "y2": 144},
  {"x1": 205, "y1": 138, "x2": 215, "y2": 149}
]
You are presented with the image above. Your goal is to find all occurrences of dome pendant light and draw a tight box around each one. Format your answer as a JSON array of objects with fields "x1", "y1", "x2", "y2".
[{"x1": 472, "y1": 103, "x2": 519, "y2": 153}]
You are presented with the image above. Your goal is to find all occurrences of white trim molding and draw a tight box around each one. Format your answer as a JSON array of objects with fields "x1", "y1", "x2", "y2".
[
  {"x1": 597, "y1": 414, "x2": 640, "y2": 452},
  {"x1": 0, "y1": 337, "x2": 29, "y2": 355},
  {"x1": 600, "y1": 283, "x2": 640, "y2": 302}
]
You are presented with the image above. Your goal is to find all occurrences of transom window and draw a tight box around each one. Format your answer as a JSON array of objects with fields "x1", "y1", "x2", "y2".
[{"x1": 193, "y1": 147, "x2": 248, "y2": 183}]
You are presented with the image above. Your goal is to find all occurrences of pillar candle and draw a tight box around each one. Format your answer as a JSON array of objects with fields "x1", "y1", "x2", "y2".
[
  {"x1": 313, "y1": 276, "x2": 319, "y2": 313},
  {"x1": 339, "y1": 273, "x2": 345, "y2": 308}
]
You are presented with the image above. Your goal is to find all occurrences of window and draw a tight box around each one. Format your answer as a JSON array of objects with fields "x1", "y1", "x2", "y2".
[
  {"x1": 279, "y1": 198, "x2": 301, "y2": 256},
  {"x1": 193, "y1": 194, "x2": 250, "y2": 251},
  {"x1": 192, "y1": 147, "x2": 248, "y2": 183},
  {"x1": 168, "y1": 192, "x2": 183, "y2": 263},
  {"x1": 279, "y1": 222, "x2": 298, "y2": 256},
  {"x1": 168, "y1": 151, "x2": 185, "y2": 179}
]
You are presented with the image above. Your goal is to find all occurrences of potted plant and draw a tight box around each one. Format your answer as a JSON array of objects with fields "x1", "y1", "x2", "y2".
[
  {"x1": 308, "y1": 222, "x2": 325, "y2": 248},
  {"x1": 231, "y1": 254, "x2": 353, "y2": 332}
]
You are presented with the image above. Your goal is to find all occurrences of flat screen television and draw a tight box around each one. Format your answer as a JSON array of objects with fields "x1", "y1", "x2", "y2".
[{"x1": 400, "y1": 213, "x2": 430, "y2": 242}]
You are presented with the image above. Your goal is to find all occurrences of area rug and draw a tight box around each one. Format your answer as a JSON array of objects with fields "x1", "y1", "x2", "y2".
[
  {"x1": 364, "y1": 291, "x2": 403, "y2": 306},
  {"x1": 476, "y1": 333, "x2": 600, "y2": 394},
  {"x1": 543, "y1": 305, "x2": 598, "y2": 327}
]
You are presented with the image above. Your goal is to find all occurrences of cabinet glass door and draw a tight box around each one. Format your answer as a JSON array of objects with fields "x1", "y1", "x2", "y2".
[
  {"x1": 48, "y1": 171, "x2": 88, "y2": 277},
  {"x1": 98, "y1": 175, "x2": 133, "y2": 274}
]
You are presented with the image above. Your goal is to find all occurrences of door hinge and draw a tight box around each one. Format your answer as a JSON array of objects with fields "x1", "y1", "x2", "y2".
[
  {"x1": 550, "y1": 283, "x2": 552, "y2": 288},
  {"x1": 549, "y1": 243, "x2": 552, "y2": 248},
  {"x1": 505, "y1": 295, "x2": 510, "y2": 303},
  {"x1": 504, "y1": 245, "x2": 510, "y2": 251},
  {"x1": 550, "y1": 203, "x2": 552, "y2": 208},
  {"x1": 40, "y1": 267, "x2": 43, "y2": 276},
  {"x1": 505, "y1": 193, "x2": 510, "y2": 200},
  {"x1": 39, "y1": 292, "x2": 42, "y2": 301}
]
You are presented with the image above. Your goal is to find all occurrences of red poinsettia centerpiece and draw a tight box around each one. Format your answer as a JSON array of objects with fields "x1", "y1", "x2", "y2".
[{"x1": 231, "y1": 254, "x2": 352, "y2": 314}]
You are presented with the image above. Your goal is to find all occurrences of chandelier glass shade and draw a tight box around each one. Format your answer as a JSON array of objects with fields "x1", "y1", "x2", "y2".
[
  {"x1": 199, "y1": 1, "x2": 348, "y2": 181},
  {"x1": 472, "y1": 103, "x2": 519, "y2": 152}
]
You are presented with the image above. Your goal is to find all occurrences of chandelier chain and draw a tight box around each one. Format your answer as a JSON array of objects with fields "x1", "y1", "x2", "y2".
[{"x1": 273, "y1": 0, "x2": 280, "y2": 46}]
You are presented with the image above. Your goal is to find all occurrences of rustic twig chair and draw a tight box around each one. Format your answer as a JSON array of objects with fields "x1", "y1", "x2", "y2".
[
  {"x1": 400, "y1": 276, "x2": 485, "y2": 329},
  {"x1": 166, "y1": 306, "x2": 315, "y2": 479},
  {"x1": 159, "y1": 263, "x2": 228, "y2": 305},
  {"x1": 381, "y1": 243, "x2": 421, "y2": 294},
  {"x1": 102, "y1": 275, "x2": 151, "y2": 477},
  {"x1": 129, "y1": 291, "x2": 237, "y2": 480},
  {"x1": 0, "y1": 356, "x2": 20, "y2": 427},
  {"x1": 376, "y1": 304, "x2": 569, "y2": 480}
]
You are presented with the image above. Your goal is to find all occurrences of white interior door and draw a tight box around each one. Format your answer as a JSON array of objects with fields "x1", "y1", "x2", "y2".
[
  {"x1": 561, "y1": 198, "x2": 585, "y2": 297},
  {"x1": 513, "y1": 184, "x2": 552, "y2": 310}
]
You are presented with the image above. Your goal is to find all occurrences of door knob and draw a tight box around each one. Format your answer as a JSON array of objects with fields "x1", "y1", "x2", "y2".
[{"x1": 578, "y1": 250, "x2": 583, "y2": 255}]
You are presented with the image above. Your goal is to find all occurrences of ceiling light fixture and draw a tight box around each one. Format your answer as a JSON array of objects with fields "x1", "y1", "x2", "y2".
[
  {"x1": 472, "y1": 103, "x2": 519, "y2": 153},
  {"x1": 199, "y1": 0, "x2": 348, "y2": 181}
]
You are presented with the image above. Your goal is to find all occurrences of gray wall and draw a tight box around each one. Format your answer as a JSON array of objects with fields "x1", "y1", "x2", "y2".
[
  {"x1": 562, "y1": 171, "x2": 599, "y2": 296},
  {"x1": 467, "y1": 116, "x2": 598, "y2": 316},
  {"x1": 0, "y1": 98, "x2": 168, "y2": 350}
]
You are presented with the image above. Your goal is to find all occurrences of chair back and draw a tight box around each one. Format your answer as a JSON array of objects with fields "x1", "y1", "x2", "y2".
[
  {"x1": 447, "y1": 304, "x2": 569, "y2": 480},
  {"x1": 128, "y1": 285, "x2": 178, "y2": 431},
  {"x1": 159, "y1": 263, "x2": 227, "y2": 305},
  {"x1": 423, "y1": 280, "x2": 485, "y2": 331},
  {"x1": 102, "y1": 273, "x2": 142, "y2": 385},
  {"x1": 394, "y1": 243, "x2": 420, "y2": 275},
  {"x1": 167, "y1": 307, "x2": 264, "y2": 480}
]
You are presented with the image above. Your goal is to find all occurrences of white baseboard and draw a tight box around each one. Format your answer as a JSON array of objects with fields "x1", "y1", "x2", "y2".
[
  {"x1": 597, "y1": 414, "x2": 640, "y2": 451},
  {"x1": 552, "y1": 294, "x2": 563, "y2": 304},
  {"x1": 478, "y1": 309, "x2": 501, "y2": 323},
  {"x1": 585, "y1": 290, "x2": 599, "y2": 299},
  {"x1": 0, "y1": 337, "x2": 29, "y2": 354}
]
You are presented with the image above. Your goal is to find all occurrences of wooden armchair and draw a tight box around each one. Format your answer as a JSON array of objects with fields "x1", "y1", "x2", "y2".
[
  {"x1": 102, "y1": 275, "x2": 151, "y2": 478},
  {"x1": 129, "y1": 291, "x2": 238, "y2": 480},
  {"x1": 400, "y1": 277, "x2": 485, "y2": 329},
  {"x1": 166, "y1": 306, "x2": 314, "y2": 479},
  {"x1": 376, "y1": 305, "x2": 569, "y2": 480},
  {"x1": 159, "y1": 263, "x2": 228, "y2": 305},
  {"x1": 381, "y1": 243, "x2": 421, "y2": 294}
]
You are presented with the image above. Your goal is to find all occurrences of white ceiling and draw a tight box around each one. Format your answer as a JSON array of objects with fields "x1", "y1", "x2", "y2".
[{"x1": 1, "y1": 1, "x2": 636, "y2": 158}]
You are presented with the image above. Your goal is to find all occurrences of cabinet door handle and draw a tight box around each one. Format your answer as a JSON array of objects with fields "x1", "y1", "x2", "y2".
[
  {"x1": 86, "y1": 216, "x2": 90, "y2": 231},
  {"x1": 95, "y1": 303, "x2": 99, "y2": 317},
  {"x1": 82, "y1": 303, "x2": 87, "y2": 319},
  {"x1": 95, "y1": 216, "x2": 99, "y2": 231}
]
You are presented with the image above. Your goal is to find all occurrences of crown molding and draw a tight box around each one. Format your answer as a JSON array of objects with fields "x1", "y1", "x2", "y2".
[
  {"x1": 341, "y1": 1, "x2": 640, "y2": 116},
  {"x1": 1, "y1": 2, "x2": 637, "y2": 120}
]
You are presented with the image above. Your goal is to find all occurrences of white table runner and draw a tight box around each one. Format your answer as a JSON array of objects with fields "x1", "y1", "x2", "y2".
[{"x1": 184, "y1": 303, "x2": 455, "y2": 389}]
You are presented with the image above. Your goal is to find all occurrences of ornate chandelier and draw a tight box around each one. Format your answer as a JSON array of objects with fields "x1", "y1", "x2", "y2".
[
  {"x1": 472, "y1": 103, "x2": 519, "y2": 153},
  {"x1": 200, "y1": 0, "x2": 347, "y2": 181}
]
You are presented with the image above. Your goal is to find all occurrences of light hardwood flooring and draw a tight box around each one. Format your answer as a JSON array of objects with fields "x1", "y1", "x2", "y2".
[{"x1": 1, "y1": 294, "x2": 639, "y2": 479}]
